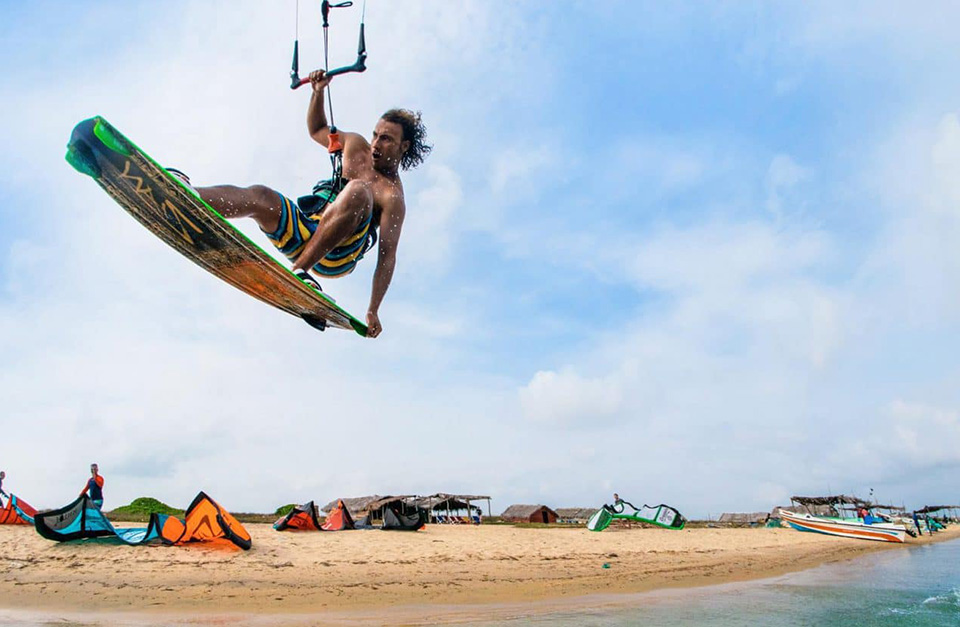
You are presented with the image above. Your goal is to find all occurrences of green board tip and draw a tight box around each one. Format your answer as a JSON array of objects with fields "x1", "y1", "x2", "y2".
[{"x1": 92, "y1": 117, "x2": 132, "y2": 156}]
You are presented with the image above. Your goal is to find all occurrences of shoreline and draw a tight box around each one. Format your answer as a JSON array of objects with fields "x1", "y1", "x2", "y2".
[{"x1": 0, "y1": 522, "x2": 957, "y2": 623}]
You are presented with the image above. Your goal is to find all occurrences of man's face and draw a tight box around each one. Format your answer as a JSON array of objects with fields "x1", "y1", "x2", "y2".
[
  {"x1": 370, "y1": 119, "x2": 408, "y2": 172},
  {"x1": 90, "y1": 465, "x2": 98, "y2": 475},
  {"x1": 0, "y1": 472, "x2": 5, "y2": 480}
]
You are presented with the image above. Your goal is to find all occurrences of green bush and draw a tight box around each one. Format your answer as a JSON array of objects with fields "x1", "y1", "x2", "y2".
[
  {"x1": 274, "y1": 503, "x2": 297, "y2": 517},
  {"x1": 110, "y1": 497, "x2": 183, "y2": 517}
]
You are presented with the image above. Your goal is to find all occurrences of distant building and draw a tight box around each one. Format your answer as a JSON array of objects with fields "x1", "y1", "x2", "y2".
[
  {"x1": 555, "y1": 507, "x2": 597, "y2": 524},
  {"x1": 501, "y1": 504, "x2": 559, "y2": 524},
  {"x1": 718, "y1": 512, "x2": 769, "y2": 526}
]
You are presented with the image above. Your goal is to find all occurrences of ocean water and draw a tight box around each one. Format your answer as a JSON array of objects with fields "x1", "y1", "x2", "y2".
[{"x1": 472, "y1": 537, "x2": 960, "y2": 627}]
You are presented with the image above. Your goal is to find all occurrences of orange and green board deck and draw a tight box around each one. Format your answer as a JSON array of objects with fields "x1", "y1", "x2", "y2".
[{"x1": 66, "y1": 116, "x2": 367, "y2": 335}]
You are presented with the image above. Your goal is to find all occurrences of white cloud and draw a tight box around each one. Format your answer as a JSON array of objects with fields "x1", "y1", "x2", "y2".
[
  {"x1": 765, "y1": 154, "x2": 810, "y2": 219},
  {"x1": 613, "y1": 139, "x2": 708, "y2": 191},
  {"x1": 519, "y1": 368, "x2": 623, "y2": 427},
  {"x1": 930, "y1": 114, "x2": 960, "y2": 214},
  {"x1": 856, "y1": 112, "x2": 960, "y2": 326},
  {"x1": 489, "y1": 145, "x2": 559, "y2": 196},
  {"x1": 825, "y1": 400, "x2": 960, "y2": 486},
  {"x1": 399, "y1": 163, "x2": 462, "y2": 275}
]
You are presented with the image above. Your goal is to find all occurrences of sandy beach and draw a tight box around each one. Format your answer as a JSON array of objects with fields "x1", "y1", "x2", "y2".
[{"x1": 1, "y1": 521, "x2": 958, "y2": 622}]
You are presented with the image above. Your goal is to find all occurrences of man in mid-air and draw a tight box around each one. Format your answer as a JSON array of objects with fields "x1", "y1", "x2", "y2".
[{"x1": 175, "y1": 70, "x2": 431, "y2": 338}]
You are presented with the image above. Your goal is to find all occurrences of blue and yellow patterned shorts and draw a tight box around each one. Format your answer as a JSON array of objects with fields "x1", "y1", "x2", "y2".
[{"x1": 262, "y1": 180, "x2": 375, "y2": 278}]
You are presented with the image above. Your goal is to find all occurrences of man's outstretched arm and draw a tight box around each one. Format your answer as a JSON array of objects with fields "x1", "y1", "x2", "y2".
[{"x1": 366, "y1": 200, "x2": 406, "y2": 338}]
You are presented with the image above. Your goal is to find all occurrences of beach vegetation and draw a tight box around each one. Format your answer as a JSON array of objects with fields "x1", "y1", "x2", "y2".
[
  {"x1": 106, "y1": 497, "x2": 184, "y2": 522},
  {"x1": 274, "y1": 503, "x2": 297, "y2": 517}
]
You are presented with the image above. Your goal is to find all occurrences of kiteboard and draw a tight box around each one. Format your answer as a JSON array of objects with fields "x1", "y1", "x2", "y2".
[{"x1": 65, "y1": 116, "x2": 367, "y2": 335}]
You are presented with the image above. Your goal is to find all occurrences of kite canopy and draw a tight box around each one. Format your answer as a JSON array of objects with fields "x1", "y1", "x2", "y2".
[
  {"x1": 0, "y1": 494, "x2": 37, "y2": 525},
  {"x1": 321, "y1": 499, "x2": 355, "y2": 531},
  {"x1": 155, "y1": 492, "x2": 252, "y2": 550},
  {"x1": 587, "y1": 500, "x2": 686, "y2": 532},
  {"x1": 274, "y1": 501, "x2": 323, "y2": 531},
  {"x1": 273, "y1": 499, "x2": 355, "y2": 531},
  {"x1": 34, "y1": 495, "x2": 160, "y2": 544},
  {"x1": 382, "y1": 503, "x2": 427, "y2": 531},
  {"x1": 34, "y1": 492, "x2": 251, "y2": 550}
]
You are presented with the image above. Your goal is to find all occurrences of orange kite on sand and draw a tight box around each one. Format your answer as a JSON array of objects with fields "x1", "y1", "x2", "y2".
[
  {"x1": 159, "y1": 491, "x2": 252, "y2": 549},
  {"x1": 273, "y1": 499, "x2": 355, "y2": 531},
  {"x1": 0, "y1": 494, "x2": 37, "y2": 525}
]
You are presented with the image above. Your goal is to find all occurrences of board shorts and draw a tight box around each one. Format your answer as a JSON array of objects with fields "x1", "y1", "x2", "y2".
[{"x1": 262, "y1": 179, "x2": 377, "y2": 278}]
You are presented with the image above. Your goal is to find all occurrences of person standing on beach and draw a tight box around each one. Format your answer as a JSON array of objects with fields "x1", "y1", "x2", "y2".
[
  {"x1": 0, "y1": 471, "x2": 7, "y2": 507},
  {"x1": 80, "y1": 463, "x2": 104, "y2": 509}
]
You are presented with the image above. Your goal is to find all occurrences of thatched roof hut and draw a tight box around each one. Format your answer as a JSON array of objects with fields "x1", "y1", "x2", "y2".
[
  {"x1": 412, "y1": 493, "x2": 491, "y2": 514},
  {"x1": 556, "y1": 507, "x2": 596, "y2": 523},
  {"x1": 322, "y1": 494, "x2": 492, "y2": 517},
  {"x1": 501, "y1": 504, "x2": 558, "y2": 524},
  {"x1": 718, "y1": 512, "x2": 769, "y2": 525},
  {"x1": 320, "y1": 495, "x2": 419, "y2": 517},
  {"x1": 773, "y1": 503, "x2": 835, "y2": 517},
  {"x1": 916, "y1": 505, "x2": 960, "y2": 515},
  {"x1": 786, "y1": 495, "x2": 869, "y2": 517}
]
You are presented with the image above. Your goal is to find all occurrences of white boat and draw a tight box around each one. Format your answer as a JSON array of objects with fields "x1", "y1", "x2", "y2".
[{"x1": 780, "y1": 510, "x2": 907, "y2": 543}]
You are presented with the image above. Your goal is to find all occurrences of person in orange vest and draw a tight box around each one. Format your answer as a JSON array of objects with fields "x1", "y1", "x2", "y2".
[{"x1": 80, "y1": 463, "x2": 104, "y2": 509}]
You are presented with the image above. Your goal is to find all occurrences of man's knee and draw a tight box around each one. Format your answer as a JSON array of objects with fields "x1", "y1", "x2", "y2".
[
  {"x1": 336, "y1": 180, "x2": 373, "y2": 220},
  {"x1": 342, "y1": 180, "x2": 373, "y2": 203},
  {"x1": 247, "y1": 184, "x2": 279, "y2": 208}
]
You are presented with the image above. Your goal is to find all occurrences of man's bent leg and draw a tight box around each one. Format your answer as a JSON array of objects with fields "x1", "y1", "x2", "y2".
[
  {"x1": 197, "y1": 184, "x2": 284, "y2": 233},
  {"x1": 292, "y1": 180, "x2": 373, "y2": 272}
]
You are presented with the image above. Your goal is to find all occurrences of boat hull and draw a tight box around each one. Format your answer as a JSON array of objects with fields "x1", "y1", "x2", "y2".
[{"x1": 781, "y1": 511, "x2": 906, "y2": 543}]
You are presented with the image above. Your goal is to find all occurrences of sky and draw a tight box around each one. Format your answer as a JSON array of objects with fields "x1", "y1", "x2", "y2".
[{"x1": 1, "y1": 0, "x2": 959, "y2": 518}]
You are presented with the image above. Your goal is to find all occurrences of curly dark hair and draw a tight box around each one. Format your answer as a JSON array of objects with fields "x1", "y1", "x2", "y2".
[{"x1": 380, "y1": 108, "x2": 432, "y2": 171}]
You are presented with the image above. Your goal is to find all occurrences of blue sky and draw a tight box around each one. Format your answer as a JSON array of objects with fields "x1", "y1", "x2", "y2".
[{"x1": 1, "y1": 1, "x2": 959, "y2": 518}]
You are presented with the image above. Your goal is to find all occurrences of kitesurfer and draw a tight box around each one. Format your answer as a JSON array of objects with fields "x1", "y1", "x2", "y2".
[
  {"x1": 80, "y1": 463, "x2": 105, "y2": 509},
  {"x1": 0, "y1": 470, "x2": 7, "y2": 507},
  {"x1": 177, "y1": 70, "x2": 431, "y2": 338}
]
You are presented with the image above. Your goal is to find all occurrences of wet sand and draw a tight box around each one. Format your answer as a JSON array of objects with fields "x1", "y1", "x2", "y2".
[{"x1": 1, "y1": 522, "x2": 957, "y2": 623}]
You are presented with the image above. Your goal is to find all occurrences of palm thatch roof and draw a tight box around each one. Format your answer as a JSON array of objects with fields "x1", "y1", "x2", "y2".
[
  {"x1": 412, "y1": 493, "x2": 490, "y2": 511},
  {"x1": 322, "y1": 494, "x2": 490, "y2": 515},
  {"x1": 916, "y1": 505, "x2": 960, "y2": 514},
  {"x1": 718, "y1": 512, "x2": 769, "y2": 524},
  {"x1": 320, "y1": 495, "x2": 418, "y2": 516},
  {"x1": 501, "y1": 504, "x2": 557, "y2": 519},
  {"x1": 790, "y1": 495, "x2": 870, "y2": 507},
  {"x1": 774, "y1": 503, "x2": 836, "y2": 517},
  {"x1": 556, "y1": 507, "x2": 596, "y2": 520}
]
